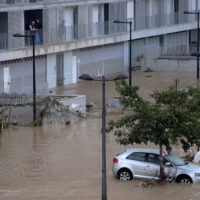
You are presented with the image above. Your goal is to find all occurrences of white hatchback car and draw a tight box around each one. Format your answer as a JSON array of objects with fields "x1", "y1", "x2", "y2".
[{"x1": 112, "y1": 148, "x2": 200, "y2": 183}]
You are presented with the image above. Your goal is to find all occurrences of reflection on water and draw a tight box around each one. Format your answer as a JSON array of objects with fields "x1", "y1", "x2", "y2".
[{"x1": 0, "y1": 72, "x2": 200, "y2": 200}]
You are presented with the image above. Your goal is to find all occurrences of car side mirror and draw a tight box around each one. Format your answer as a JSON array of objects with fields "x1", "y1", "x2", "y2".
[{"x1": 165, "y1": 162, "x2": 172, "y2": 167}]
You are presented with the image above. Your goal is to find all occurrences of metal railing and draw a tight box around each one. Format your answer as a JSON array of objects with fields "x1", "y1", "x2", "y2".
[
  {"x1": 160, "y1": 43, "x2": 199, "y2": 57},
  {"x1": 0, "y1": 33, "x2": 8, "y2": 50},
  {"x1": 134, "y1": 12, "x2": 194, "y2": 30},
  {"x1": 0, "y1": 11, "x2": 198, "y2": 51},
  {"x1": 0, "y1": 0, "x2": 98, "y2": 4},
  {"x1": 0, "y1": 93, "x2": 34, "y2": 106},
  {"x1": 0, "y1": 21, "x2": 127, "y2": 50}
]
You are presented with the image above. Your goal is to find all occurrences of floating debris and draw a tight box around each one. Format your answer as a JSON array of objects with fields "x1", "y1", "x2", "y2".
[
  {"x1": 183, "y1": 150, "x2": 195, "y2": 162},
  {"x1": 138, "y1": 180, "x2": 158, "y2": 188}
]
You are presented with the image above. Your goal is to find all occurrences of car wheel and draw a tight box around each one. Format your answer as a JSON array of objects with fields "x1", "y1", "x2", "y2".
[
  {"x1": 177, "y1": 176, "x2": 192, "y2": 184},
  {"x1": 118, "y1": 169, "x2": 132, "y2": 181}
]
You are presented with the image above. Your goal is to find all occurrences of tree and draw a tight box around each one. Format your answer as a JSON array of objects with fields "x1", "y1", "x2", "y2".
[
  {"x1": 107, "y1": 81, "x2": 200, "y2": 180},
  {"x1": 152, "y1": 86, "x2": 200, "y2": 150}
]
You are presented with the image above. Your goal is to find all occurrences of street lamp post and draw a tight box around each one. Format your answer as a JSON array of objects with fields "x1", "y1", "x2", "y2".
[
  {"x1": 13, "y1": 33, "x2": 36, "y2": 124},
  {"x1": 79, "y1": 74, "x2": 128, "y2": 200},
  {"x1": 113, "y1": 20, "x2": 132, "y2": 86},
  {"x1": 184, "y1": 11, "x2": 200, "y2": 80}
]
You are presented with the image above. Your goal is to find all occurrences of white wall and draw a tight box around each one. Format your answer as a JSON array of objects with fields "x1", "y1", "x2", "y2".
[
  {"x1": 3, "y1": 67, "x2": 10, "y2": 93},
  {"x1": 72, "y1": 56, "x2": 77, "y2": 83},
  {"x1": 127, "y1": 1, "x2": 134, "y2": 30},
  {"x1": 64, "y1": 51, "x2": 77, "y2": 85},
  {"x1": 127, "y1": 1, "x2": 134, "y2": 19},
  {"x1": 47, "y1": 54, "x2": 56, "y2": 89}
]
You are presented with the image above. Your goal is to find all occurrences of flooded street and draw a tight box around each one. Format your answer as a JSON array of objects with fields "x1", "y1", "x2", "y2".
[{"x1": 1, "y1": 71, "x2": 200, "y2": 200}]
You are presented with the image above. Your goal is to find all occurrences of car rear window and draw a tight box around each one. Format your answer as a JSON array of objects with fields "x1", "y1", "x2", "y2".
[{"x1": 126, "y1": 152, "x2": 147, "y2": 162}]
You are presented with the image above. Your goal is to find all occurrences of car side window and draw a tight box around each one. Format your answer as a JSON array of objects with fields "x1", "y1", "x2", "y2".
[
  {"x1": 148, "y1": 153, "x2": 160, "y2": 165},
  {"x1": 126, "y1": 152, "x2": 147, "y2": 162}
]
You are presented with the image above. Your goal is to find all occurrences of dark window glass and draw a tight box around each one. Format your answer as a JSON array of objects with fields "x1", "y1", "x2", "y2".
[
  {"x1": 159, "y1": 35, "x2": 164, "y2": 47},
  {"x1": 148, "y1": 154, "x2": 160, "y2": 165},
  {"x1": 174, "y1": 0, "x2": 179, "y2": 12},
  {"x1": 6, "y1": 0, "x2": 15, "y2": 4},
  {"x1": 126, "y1": 152, "x2": 147, "y2": 162}
]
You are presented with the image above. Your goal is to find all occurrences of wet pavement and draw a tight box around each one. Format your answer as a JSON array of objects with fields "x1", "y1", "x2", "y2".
[{"x1": 0, "y1": 71, "x2": 200, "y2": 200}]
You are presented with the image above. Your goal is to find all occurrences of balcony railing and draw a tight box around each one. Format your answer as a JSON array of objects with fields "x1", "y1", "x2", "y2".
[
  {"x1": 0, "y1": 0, "x2": 93, "y2": 5},
  {"x1": 0, "y1": 21, "x2": 128, "y2": 50},
  {"x1": 0, "y1": 33, "x2": 8, "y2": 50},
  {"x1": 0, "y1": 10, "x2": 198, "y2": 51},
  {"x1": 134, "y1": 12, "x2": 195, "y2": 30}
]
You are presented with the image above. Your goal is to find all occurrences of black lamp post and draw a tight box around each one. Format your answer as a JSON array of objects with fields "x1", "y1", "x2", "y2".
[
  {"x1": 113, "y1": 20, "x2": 132, "y2": 86},
  {"x1": 79, "y1": 74, "x2": 128, "y2": 200},
  {"x1": 184, "y1": 11, "x2": 200, "y2": 80},
  {"x1": 13, "y1": 33, "x2": 36, "y2": 124}
]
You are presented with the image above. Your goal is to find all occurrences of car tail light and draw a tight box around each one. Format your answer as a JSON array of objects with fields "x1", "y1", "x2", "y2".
[{"x1": 113, "y1": 158, "x2": 118, "y2": 163}]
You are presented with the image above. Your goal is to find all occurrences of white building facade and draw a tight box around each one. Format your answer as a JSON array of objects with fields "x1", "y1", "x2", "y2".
[{"x1": 0, "y1": 0, "x2": 199, "y2": 95}]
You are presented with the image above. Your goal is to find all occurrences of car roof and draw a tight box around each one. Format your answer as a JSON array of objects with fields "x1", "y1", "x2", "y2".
[
  {"x1": 126, "y1": 148, "x2": 160, "y2": 154},
  {"x1": 116, "y1": 148, "x2": 168, "y2": 159}
]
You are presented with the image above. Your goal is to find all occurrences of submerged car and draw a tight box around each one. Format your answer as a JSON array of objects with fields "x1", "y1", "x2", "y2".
[{"x1": 112, "y1": 148, "x2": 200, "y2": 183}]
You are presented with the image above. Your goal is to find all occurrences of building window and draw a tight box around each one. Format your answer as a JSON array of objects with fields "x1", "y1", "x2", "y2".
[
  {"x1": 6, "y1": 0, "x2": 15, "y2": 4},
  {"x1": 0, "y1": 12, "x2": 8, "y2": 50},
  {"x1": 24, "y1": 9, "x2": 43, "y2": 46},
  {"x1": 159, "y1": 35, "x2": 164, "y2": 47}
]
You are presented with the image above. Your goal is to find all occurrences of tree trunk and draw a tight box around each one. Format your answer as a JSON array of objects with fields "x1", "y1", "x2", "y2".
[{"x1": 159, "y1": 145, "x2": 164, "y2": 181}]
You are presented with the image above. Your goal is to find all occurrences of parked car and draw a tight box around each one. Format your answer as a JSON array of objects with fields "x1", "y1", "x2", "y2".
[{"x1": 112, "y1": 148, "x2": 200, "y2": 183}]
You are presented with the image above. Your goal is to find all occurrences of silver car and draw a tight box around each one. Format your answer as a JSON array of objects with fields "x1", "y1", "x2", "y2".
[{"x1": 112, "y1": 148, "x2": 200, "y2": 183}]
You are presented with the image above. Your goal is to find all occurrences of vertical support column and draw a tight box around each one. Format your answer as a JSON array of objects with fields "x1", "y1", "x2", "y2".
[
  {"x1": 129, "y1": 22, "x2": 132, "y2": 86},
  {"x1": 186, "y1": 30, "x2": 190, "y2": 54},
  {"x1": 197, "y1": 13, "x2": 199, "y2": 80},
  {"x1": 32, "y1": 35, "x2": 36, "y2": 124},
  {"x1": 127, "y1": 1, "x2": 134, "y2": 30},
  {"x1": 102, "y1": 75, "x2": 107, "y2": 200}
]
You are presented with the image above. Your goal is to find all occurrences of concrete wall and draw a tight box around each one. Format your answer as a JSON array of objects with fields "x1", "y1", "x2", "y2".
[
  {"x1": 64, "y1": 51, "x2": 76, "y2": 85},
  {"x1": 91, "y1": 5, "x2": 99, "y2": 37},
  {"x1": 162, "y1": 31, "x2": 188, "y2": 55},
  {"x1": 47, "y1": 54, "x2": 56, "y2": 89},
  {"x1": 75, "y1": 43, "x2": 124, "y2": 77},
  {"x1": 8, "y1": 11, "x2": 24, "y2": 49},
  {"x1": 59, "y1": 95, "x2": 86, "y2": 113},
  {"x1": 64, "y1": 7, "x2": 74, "y2": 41},
  {"x1": 47, "y1": 51, "x2": 77, "y2": 88},
  {"x1": 109, "y1": 2, "x2": 127, "y2": 34},
  {"x1": 78, "y1": 6, "x2": 89, "y2": 38},
  {"x1": 147, "y1": 57, "x2": 196, "y2": 72},
  {"x1": 0, "y1": 56, "x2": 47, "y2": 95},
  {"x1": 43, "y1": 8, "x2": 60, "y2": 44}
]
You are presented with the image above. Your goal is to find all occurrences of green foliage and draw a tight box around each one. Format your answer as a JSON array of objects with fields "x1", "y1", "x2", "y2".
[{"x1": 108, "y1": 81, "x2": 200, "y2": 152}]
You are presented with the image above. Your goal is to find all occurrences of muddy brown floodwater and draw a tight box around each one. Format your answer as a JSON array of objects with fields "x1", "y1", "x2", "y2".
[{"x1": 1, "y1": 72, "x2": 200, "y2": 200}]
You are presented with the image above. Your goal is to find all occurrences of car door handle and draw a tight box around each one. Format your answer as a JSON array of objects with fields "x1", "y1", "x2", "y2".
[{"x1": 146, "y1": 166, "x2": 150, "y2": 167}]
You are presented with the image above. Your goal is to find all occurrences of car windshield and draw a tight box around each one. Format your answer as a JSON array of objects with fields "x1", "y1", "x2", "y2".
[{"x1": 166, "y1": 154, "x2": 185, "y2": 166}]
